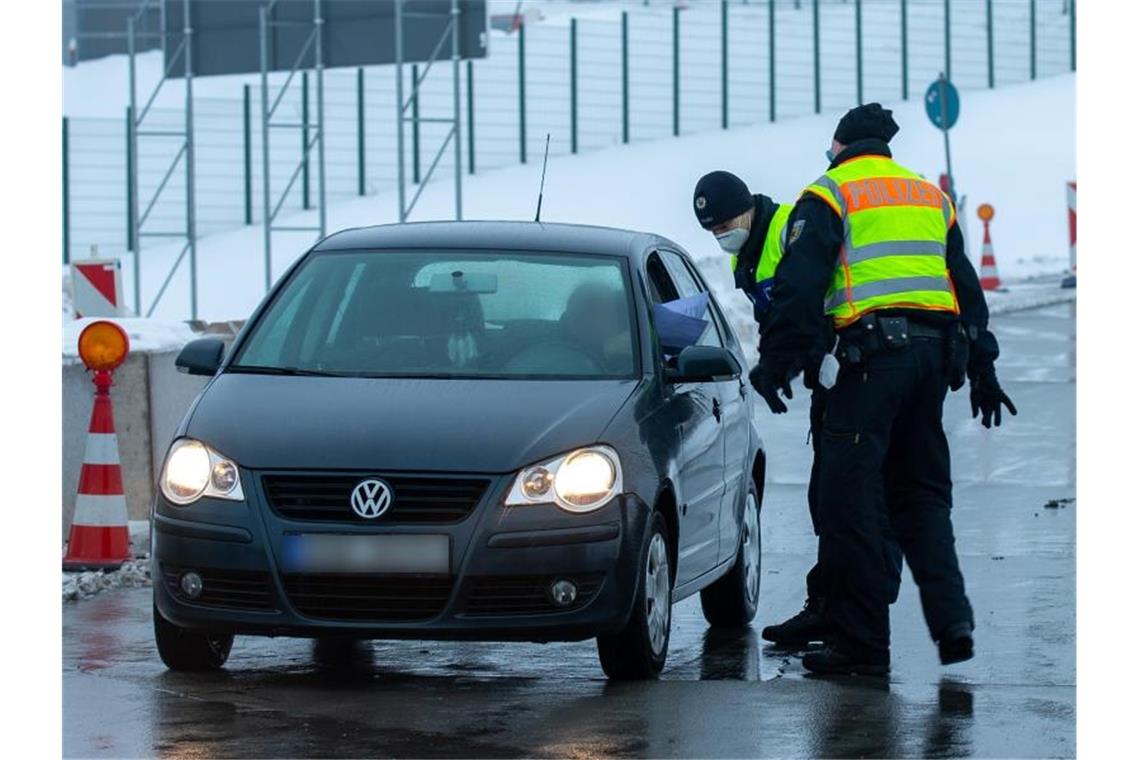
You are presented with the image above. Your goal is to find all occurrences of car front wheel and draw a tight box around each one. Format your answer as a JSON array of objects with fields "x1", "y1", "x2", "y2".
[
  {"x1": 699, "y1": 480, "x2": 761, "y2": 627},
  {"x1": 597, "y1": 511, "x2": 672, "y2": 679},
  {"x1": 153, "y1": 603, "x2": 233, "y2": 671}
]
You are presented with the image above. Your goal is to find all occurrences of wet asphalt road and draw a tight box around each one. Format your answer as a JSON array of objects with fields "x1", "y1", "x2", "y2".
[{"x1": 63, "y1": 304, "x2": 1075, "y2": 758}]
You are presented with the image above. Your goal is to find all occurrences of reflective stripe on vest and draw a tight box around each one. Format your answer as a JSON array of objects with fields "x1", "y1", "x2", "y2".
[
  {"x1": 731, "y1": 203, "x2": 793, "y2": 313},
  {"x1": 801, "y1": 156, "x2": 959, "y2": 328}
]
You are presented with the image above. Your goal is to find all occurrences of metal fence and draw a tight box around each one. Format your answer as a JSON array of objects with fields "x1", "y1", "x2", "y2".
[{"x1": 62, "y1": 0, "x2": 1076, "y2": 315}]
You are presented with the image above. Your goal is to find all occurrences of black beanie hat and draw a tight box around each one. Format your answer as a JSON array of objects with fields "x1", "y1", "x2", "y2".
[
  {"x1": 833, "y1": 103, "x2": 900, "y2": 145},
  {"x1": 693, "y1": 171, "x2": 753, "y2": 230}
]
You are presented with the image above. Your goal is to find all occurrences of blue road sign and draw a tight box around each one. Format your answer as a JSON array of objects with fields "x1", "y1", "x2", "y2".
[{"x1": 925, "y1": 78, "x2": 961, "y2": 130}]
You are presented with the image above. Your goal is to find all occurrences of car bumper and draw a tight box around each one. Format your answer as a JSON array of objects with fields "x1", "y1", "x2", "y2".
[{"x1": 152, "y1": 473, "x2": 651, "y2": 642}]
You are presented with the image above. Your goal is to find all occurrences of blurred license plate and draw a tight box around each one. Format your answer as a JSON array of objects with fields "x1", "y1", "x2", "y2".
[{"x1": 281, "y1": 534, "x2": 449, "y2": 574}]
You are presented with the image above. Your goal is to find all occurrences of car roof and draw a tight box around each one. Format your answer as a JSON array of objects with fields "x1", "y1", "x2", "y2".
[{"x1": 311, "y1": 220, "x2": 685, "y2": 262}]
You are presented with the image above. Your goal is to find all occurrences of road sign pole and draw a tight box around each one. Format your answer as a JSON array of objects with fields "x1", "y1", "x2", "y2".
[{"x1": 939, "y1": 73, "x2": 954, "y2": 201}]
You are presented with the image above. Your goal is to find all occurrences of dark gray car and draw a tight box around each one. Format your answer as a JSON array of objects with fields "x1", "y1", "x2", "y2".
[{"x1": 153, "y1": 221, "x2": 766, "y2": 679}]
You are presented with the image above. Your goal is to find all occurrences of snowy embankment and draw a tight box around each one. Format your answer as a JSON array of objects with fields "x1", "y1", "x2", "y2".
[{"x1": 93, "y1": 73, "x2": 1073, "y2": 330}]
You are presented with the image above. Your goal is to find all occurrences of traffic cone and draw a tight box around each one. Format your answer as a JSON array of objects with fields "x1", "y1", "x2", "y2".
[
  {"x1": 978, "y1": 221, "x2": 1003, "y2": 291},
  {"x1": 63, "y1": 370, "x2": 131, "y2": 570}
]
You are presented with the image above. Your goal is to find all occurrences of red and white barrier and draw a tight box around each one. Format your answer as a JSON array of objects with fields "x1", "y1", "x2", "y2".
[
  {"x1": 70, "y1": 258, "x2": 125, "y2": 319},
  {"x1": 976, "y1": 204, "x2": 1003, "y2": 291},
  {"x1": 1066, "y1": 181, "x2": 1077, "y2": 273}
]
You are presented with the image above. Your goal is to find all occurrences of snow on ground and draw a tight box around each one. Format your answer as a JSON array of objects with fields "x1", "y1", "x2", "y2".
[{"x1": 110, "y1": 74, "x2": 1073, "y2": 333}]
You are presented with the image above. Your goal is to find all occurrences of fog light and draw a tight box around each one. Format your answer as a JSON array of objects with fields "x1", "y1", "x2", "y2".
[
  {"x1": 180, "y1": 571, "x2": 203, "y2": 599},
  {"x1": 550, "y1": 579, "x2": 578, "y2": 607}
]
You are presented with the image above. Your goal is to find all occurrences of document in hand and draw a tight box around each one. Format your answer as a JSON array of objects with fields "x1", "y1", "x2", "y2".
[{"x1": 653, "y1": 293, "x2": 710, "y2": 355}]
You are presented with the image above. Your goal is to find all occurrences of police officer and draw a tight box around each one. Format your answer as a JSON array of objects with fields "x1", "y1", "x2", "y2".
[
  {"x1": 695, "y1": 171, "x2": 903, "y2": 648},
  {"x1": 754, "y1": 104, "x2": 1016, "y2": 675}
]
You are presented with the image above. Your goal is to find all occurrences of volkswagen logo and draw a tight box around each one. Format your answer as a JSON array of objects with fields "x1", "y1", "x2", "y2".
[{"x1": 349, "y1": 479, "x2": 394, "y2": 519}]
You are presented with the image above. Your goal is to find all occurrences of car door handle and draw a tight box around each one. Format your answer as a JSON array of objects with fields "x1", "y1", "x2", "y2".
[{"x1": 712, "y1": 398, "x2": 722, "y2": 422}]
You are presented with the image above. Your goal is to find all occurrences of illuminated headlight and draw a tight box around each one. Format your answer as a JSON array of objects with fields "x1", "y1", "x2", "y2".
[
  {"x1": 506, "y1": 446, "x2": 622, "y2": 513},
  {"x1": 160, "y1": 438, "x2": 245, "y2": 506}
]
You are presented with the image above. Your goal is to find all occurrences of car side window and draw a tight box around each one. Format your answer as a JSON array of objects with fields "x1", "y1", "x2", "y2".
[
  {"x1": 646, "y1": 253, "x2": 680, "y2": 305},
  {"x1": 658, "y1": 250, "x2": 725, "y2": 348}
]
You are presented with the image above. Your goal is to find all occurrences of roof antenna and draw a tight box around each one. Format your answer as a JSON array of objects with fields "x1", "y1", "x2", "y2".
[{"x1": 534, "y1": 133, "x2": 551, "y2": 222}]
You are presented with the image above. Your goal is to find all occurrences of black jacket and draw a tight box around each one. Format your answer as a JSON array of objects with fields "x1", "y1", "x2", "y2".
[{"x1": 759, "y1": 140, "x2": 999, "y2": 378}]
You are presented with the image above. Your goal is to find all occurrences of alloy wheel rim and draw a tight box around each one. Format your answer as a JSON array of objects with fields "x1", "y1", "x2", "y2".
[
  {"x1": 645, "y1": 532, "x2": 670, "y2": 656},
  {"x1": 743, "y1": 492, "x2": 760, "y2": 605}
]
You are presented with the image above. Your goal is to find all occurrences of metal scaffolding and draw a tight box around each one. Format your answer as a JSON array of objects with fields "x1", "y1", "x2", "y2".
[
  {"x1": 259, "y1": 0, "x2": 327, "y2": 294},
  {"x1": 395, "y1": 0, "x2": 463, "y2": 222},
  {"x1": 127, "y1": 0, "x2": 197, "y2": 318}
]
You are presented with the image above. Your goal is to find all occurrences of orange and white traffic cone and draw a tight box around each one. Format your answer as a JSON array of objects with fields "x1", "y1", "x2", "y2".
[
  {"x1": 976, "y1": 204, "x2": 1003, "y2": 291},
  {"x1": 63, "y1": 368, "x2": 131, "y2": 570}
]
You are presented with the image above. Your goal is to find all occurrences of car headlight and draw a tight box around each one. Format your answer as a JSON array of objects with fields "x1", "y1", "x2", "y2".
[
  {"x1": 505, "y1": 446, "x2": 623, "y2": 513},
  {"x1": 160, "y1": 438, "x2": 245, "y2": 506}
]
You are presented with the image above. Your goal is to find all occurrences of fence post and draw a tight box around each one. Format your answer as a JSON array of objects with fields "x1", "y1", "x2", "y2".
[
  {"x1": 302, "y1": 71, "x2": 310, "y2": 208},
  {"x1": 721, "y1": 0, "x2": 728, "y2": 129},
  {"x1": 242, "y1": 85, "x2": 252, "y2": 223},
  {"x1": 986, "y1": 0, "x2": 994, "y2": 88},
  {"x1": 518, "y1": 24, "x2": 527, "y2": 163},
  {"x1": 466, "y1": 59, "x2": 475, "y2": 174},
  {"x1": 63, "y1": 117, "x2": 70, "y2": 265},
  {"x1": 856, "y1": 0, "x2": 863, "y2": 104},
  {"x1": 901, "y1": 0, "x2": 908, "y2": 99},
  {"x1": 412, "y1": 64, "x2": 422, "y2": 181},
  {"x1": 622, "y1": 11, "x2": 629, "y2": 144},
  {"x1": 125, "y1": 107, "x2": 134, "y2": 253},
  {"x1": 571, "y1": 18, "x2": 578, "y2": 153},
  {"x1": 1030, "y1": 0, "x2": 1037, "y2": 80},
  {"x1": 768, "y1": 0, "x2": 775, "y2": 122},
  {"x1": 944, "y1": 0, "x2": 951, "y2": 82},
  {"x1": 813, "y1": 0, "x2": 820, "y2": 113},
  {"x1": 673, "y1": 6, "x2": 680, "y2": 137},
  {"x1": 357, "y1": 68, "x2": 365, "y2": 195},
  {"x1": 1069, "y1": 0, "x2": 1076, "y2": 71}
]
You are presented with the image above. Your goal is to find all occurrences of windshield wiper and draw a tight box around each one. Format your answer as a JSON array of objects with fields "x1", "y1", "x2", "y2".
[{"x1": 227, "y1": 365, "x2": 347, "y2": 377}]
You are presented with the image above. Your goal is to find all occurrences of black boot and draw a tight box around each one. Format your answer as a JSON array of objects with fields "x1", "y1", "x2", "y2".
[
  {"x1": 761, "y1": 599, "x2": 830, "y2": 646},
  {"x1": 802, "y1": 645, "x2": 890, "y2": 676},
  {"x1": 938, "y1": 621, "x2": 974, "y2": 665}
]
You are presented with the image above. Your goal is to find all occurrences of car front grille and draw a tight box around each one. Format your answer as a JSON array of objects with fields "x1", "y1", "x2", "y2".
[
  {"x1": 281, "y1": 573, "x2": 454, "y2": 621},
  {"x1": 162, "y1": 566, "x2": 276, "y2": 610},
  {"x1": 463, "y1": 573, "x2": 606, "y2": 616},
  {"x1": 261, "y1": 474, "x2": 490, "y2": 524}
]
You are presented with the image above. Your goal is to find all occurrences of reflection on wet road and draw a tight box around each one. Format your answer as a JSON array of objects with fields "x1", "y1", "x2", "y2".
[{"x1": 63, "y1": 304, "x2": 1075, "y2": 758}]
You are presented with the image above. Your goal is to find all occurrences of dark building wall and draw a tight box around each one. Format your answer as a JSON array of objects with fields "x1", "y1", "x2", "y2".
[{"x1": 63, "y1": 0, "x2": 162, "y2": 66}]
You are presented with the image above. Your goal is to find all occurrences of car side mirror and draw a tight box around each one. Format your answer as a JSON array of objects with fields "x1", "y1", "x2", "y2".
[
  {"x1": 665, "y1": 345, "x2": 741, "y2": 383},
  {"x1": 175, "y1": 338, "x2": 226, "y2": 376}
]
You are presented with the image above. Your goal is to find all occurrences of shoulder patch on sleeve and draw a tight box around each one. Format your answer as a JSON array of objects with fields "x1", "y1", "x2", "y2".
[{"x1": 787, "y1": 219, "x2": 806, "y2": 245}]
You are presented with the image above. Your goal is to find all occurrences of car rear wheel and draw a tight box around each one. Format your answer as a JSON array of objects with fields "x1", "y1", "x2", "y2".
[
  {"x1": 700, "y1": 480, "x2": 761, "y2": 627},
  {"x1": 153, "y1": 603, "x2": 233, "y2": 671},
  {"x1": 596, "y1": 511, "x2": 672, "y2": 679}
]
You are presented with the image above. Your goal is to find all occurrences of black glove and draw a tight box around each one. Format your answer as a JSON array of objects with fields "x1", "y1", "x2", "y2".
[
  {"x1": 749, "y1": 362, "x2": 794, "y2": 415},
  {"x1": 969, "y1": 365, "x2": 1017, "y2": 428}
]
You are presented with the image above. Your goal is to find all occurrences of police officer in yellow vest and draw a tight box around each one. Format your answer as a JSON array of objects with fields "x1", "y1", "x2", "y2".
[
  {"x1": 755, "y1": 104, "x2": 1017, "y2": 675},
  {"x1": 693, "y1": 171, "x2": 905, "y2": 647}
]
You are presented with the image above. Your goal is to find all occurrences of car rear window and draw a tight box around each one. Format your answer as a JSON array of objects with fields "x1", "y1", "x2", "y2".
[{"x1": 232, "y1": 250, "x2": 639, "y2": 379}]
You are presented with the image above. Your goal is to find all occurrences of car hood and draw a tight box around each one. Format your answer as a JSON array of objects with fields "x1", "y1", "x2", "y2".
[{"x1": 184, "y1": 374, "x2": 640, "y2": 473}]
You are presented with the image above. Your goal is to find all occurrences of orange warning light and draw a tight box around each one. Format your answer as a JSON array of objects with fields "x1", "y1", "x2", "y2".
[
  {"x1": 977, "y1": 203, "x2": 995, "y2": 222},
  {"x1": 77, "y1": 320, "x2": 130, "y2": 372}
]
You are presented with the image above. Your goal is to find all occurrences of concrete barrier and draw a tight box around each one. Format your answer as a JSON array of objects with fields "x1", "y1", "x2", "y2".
[{"x1": 62, "y1": 333, "x2": 235, "y2": 540}]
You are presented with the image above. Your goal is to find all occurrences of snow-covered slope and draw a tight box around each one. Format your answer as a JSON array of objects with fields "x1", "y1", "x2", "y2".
[{"x1": 108, "y1": 73, "x2": 1072, "y2": 332}]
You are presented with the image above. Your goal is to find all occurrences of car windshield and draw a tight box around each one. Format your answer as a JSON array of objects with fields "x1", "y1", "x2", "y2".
[{"x1": 232, "y1": 250, "x2": 639, "y2": 379}]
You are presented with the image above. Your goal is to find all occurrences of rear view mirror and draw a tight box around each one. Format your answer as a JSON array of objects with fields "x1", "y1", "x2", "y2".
[
  {"x1": 665, "y1": 345, "x2": 741, "y2": 383},
  {"x1": 175, "y1": 338, "x2": 226, "y2": 376},
  {"x1": 428, "y1": 271, "x2": 499, "y2": 294}
]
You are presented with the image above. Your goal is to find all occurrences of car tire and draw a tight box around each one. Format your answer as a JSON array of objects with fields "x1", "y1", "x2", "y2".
[
  {"x1": 596, "y1": 510, "x2": 672, "y2": 680},
  {"x1": 699, "y1": 479, "x2": 761, "y2": 628},
  {"x1": 153, "y1": 603, "x2": 234, "y2": 671}
]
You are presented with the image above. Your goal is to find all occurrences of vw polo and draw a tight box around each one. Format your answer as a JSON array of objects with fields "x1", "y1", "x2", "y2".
[{"x1": 153, "y1": 221, "x2": 766, "y2": 679}]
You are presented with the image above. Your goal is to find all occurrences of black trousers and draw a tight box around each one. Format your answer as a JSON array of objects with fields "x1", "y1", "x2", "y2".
[
  {"x1": 804, "y1": 389, "x2": 903, "y2": 608},
  {"x1": 815, "y1": 339, "x2": 973, "y2": 656}
]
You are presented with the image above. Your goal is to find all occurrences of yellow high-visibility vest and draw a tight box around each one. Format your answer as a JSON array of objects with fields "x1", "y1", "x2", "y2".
[
  {"x1": 730, "y1": 203, "x2": 793, "y2": 313},
  {"x1": 802, "y1": 155, "x2": 960, "y2": 328}
]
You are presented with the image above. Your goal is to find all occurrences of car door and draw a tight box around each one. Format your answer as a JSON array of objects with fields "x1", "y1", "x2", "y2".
[
  {"x1": 658, "y1": 250, "x2": 750, "y2": 566},
  {"x1": 647, "y1": 251, "x2": 726, "y2": 586}
]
